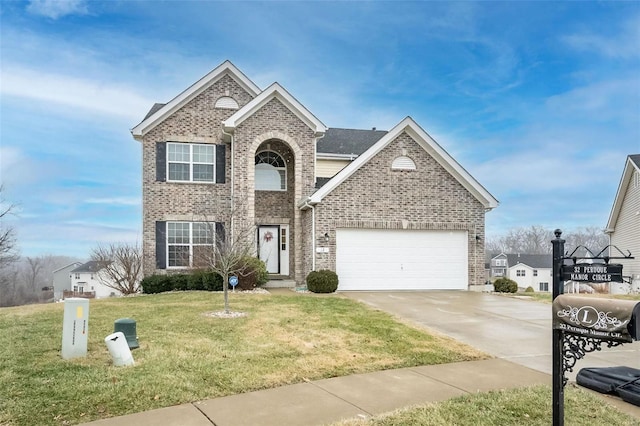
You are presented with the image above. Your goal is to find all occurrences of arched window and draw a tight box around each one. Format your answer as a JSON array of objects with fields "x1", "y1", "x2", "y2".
[
  {"x1": 392, "y1": 155, "x2": 416, "y2": 170},
  {"x1": 214, "y1": 96, "x2": 239, "y2": 109},
  {"x1": 255, "y1": 151, "x2": 286, "y2": 190}
]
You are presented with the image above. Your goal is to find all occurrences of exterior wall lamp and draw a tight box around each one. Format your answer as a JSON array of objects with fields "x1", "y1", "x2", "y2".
[{"x1": 324, "y1": 232, "x2": 330, "y2": 242}]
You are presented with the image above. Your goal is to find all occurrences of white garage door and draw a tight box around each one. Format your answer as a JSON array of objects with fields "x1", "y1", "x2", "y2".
[{"x1": 336, "y1": 229, "x2": 468, "y2": 291}]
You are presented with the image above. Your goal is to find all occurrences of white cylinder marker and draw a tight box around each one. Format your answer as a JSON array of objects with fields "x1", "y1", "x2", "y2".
[{"x1": 104, "y1": 331, "x2": 135, "y2": 366}]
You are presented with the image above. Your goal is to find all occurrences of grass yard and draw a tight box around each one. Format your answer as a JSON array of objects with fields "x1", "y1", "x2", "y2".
[
  {"x1": 333, "y1": 384, "x2": 640, "y2": 426},
  {"x1": 0, "y1": 291, "x2": 486, "y2": 426}
]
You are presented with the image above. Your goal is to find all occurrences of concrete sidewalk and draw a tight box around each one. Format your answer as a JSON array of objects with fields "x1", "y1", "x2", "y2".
[{"x1": 81, "y1": 358, "x2": 550, "y2": 426}]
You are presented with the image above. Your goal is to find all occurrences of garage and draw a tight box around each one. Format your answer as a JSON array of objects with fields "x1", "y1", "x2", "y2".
[{"x1": 335, "y1": 229, "x2": 468, "y2": 291}]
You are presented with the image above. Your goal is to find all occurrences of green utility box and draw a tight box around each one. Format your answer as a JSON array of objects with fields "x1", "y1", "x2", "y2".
[{"x1": 114, "y1": 318, "x2": 139, "y2": 349}]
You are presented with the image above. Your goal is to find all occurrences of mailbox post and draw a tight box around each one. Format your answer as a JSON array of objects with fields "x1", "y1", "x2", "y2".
[
  {"x1": 551, "y1": 229, "x2": 636, "y2": 426},
  {"x1": 551, "y1": 230, "x2": 565, "y2": 426}
]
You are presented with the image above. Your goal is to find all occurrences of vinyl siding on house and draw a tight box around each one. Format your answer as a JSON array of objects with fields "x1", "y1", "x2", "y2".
[
  {"x1": 610, "y1": 169, "x2": 640, "y2": 280},
  {"x1": 316, "y1": 158, "x2": 350, "y2": 178}
]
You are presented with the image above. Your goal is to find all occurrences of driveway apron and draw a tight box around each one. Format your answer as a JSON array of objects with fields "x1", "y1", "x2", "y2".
[{"x1": 342, "y1": 291, "x2": 640, "y2": 382}]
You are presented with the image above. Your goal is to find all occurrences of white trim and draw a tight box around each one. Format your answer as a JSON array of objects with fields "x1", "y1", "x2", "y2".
[
  {"x1": 391, "y1": 155, "x2": 416, "y2": 170},
  {"x1": 302, "y1": 117, "x2": 499, "y2": 209},
  {"x1": 606, "y1": 156, "x2": 640, "y2": 233},
  {"x1": 223, "y1": 83, "x2": 326, "y2": 136},
  {"x1": 214, "y1": 96, "x2": 239, "y2": 109},
  {"x1": 316, "y1": 153, "x2": 358, "y2": 160},
  {"x1": 255, "y1": 150, "x2": 287, "y2": 191},
  {"x1": 166, "y1": 142, "x2": 216, "y2": 183},
  {"x1": 166, "y1": 221, "x2": 215, "y2": 268},
  {"x1": 132, "y1": 61, "x2": 260, "y2": 140}
]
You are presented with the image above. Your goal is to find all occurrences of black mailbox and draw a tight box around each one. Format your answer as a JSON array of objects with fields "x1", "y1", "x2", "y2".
[{"x1": 553, "y1": 295, "x2": 640, "y2": 343}]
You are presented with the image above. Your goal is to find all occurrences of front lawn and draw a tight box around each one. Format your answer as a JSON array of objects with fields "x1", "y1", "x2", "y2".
[
  {"x1": 0, "y1": 291, "x2": 486, "y2": 425},
  {"x1": 333, "y1": 384, "x2": 640, "y2": 425}
]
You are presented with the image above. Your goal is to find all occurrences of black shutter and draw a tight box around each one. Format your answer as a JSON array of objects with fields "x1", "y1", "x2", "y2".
[
  {"x1": 215, "y1": 144, "x2": 226, "y2": 184},
  {"x1": 156, "y1": 221, "x2": 167, "y2": 269},
  {"x1": 215, "y1": 222, "x2": 225, "y2": 248},
  {"x1": 156, "y1": 142, "x2": 166, "y2": 182}
]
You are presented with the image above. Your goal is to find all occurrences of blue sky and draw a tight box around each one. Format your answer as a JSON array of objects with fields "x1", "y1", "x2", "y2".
[{"x1": 1, "y1": 1, "x2": 639, "y2": 259}]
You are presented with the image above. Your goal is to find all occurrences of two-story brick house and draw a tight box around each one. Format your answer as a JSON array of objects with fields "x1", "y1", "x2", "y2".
[{"x1": 131, "y1": 61, "x2": 498, "y2": 291}]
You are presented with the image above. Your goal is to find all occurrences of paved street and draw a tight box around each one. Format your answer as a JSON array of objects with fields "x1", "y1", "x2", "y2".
[{"x1": 343, "y1": 291, "x2": 640, "y2": 382}]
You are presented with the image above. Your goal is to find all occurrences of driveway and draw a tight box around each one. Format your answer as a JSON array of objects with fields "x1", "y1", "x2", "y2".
[{"x1": 343, "y1": 291, "x2": 640, "y2": 382}]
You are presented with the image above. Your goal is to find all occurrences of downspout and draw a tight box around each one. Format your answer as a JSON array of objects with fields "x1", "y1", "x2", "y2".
[
  {"x1": 301, "y1": 200, "x2": 316, "y2": 271},
  {"x1": 222, "y1": 127, "x2": 234, "y2": 243},
  {"x1": 308, "y1": 132, "x2": 324, "y2": 272}
]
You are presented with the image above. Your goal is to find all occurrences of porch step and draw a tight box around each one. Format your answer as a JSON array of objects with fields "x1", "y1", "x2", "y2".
[{"x1": 263, "y1": 279, "x2": 296, "y2": 288}]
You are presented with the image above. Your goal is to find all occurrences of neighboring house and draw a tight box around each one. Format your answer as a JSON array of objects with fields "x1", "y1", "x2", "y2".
[
  {"x1": 69, "y1": 261, "x2": 122, "y2": 299},
  {"x1": 489, "y1": 253, "x2": 508, "y2": 278},
  {"x1": 131, "y1": 60, "x2": 499, "y2": 291},
  {"x1": 489, "y1": 253, "x2": 552, "y2": 292},
  {"x1": 605, "y1": 154, "x2": 640, "y2": 293},
  {"x1": 52, "y1": 262, "x2": 82, "y2": 301}
]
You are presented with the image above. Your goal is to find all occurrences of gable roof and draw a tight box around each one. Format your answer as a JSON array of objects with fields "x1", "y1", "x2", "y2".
[
  {"x1": 131, "y1": 60, "x2": 261, "y2": 140},
  {"x1": 53, "y1": 262, "x2": 83, "y2": 274},
  {"x1": 606, "y1": 154, "x2": 640, "y2": 233},
  {"x1": 71, "y1": 260, "x2": 109, "y2": 273},
  {"x1": 301, "y1": 116, "x2": 499, "y2": 209},
  {"x1": 317, "y1": 128, "x2": 388, "y2": 158},
  {"x1": 506, "y1": 254, "x2": 552, "y2": 269},
  {"x1": 222, "y1": 82, "x2": 326, "y2": 136}
]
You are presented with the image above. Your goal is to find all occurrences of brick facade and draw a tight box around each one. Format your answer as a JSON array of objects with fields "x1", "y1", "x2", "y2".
[
  {"x1": 306, "y1": 132, "x2": 486, "y2": 286},
  {"x1": 136, "y1": 62, "x2": 494, "y2": 288},
  {"x1": 141, "y1": 75, "x2": 254, "y2": 275}
]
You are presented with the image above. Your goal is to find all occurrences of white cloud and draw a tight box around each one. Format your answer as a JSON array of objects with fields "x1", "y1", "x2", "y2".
[
  {"x1": 26, "y1": 0, "x2": 88, "y2": 19},
  {"x1": 562, "y1": 15, "x2": 640, "y2": 60},
  {"x1": 545, "y1": 77, "x2": 640, "y2": 123},
  {"x1": 0, "y1": 146, "x2": 42, "y2": 189},
  {"x1": 85, "y1": 197, "x2": 140, "y2": 206},
  {"x1": 1, "y1": 66, "x2": 154, "y2": 121}
]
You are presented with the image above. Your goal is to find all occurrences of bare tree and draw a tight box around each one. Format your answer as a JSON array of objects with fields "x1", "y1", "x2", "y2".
[
  {"x1": 91, "y1": 242, "x2": 143, "y2": 295},
  {"x1": 563, "y1": 226, "x2": 609, "y2": 256},
  {"x1": 193, "y1": 205, "x2": 258, "y2": 314},
  {"x1": 487, "y1": 225, "x2": 608, "y2": 257},
  {"x1": 487, "y1": 226, "x2": 553, "y2": 255},
  {"x1": 0, "y1": 185, "x2": 19, "y2": 269},
  {"x1": 22, "y1": 257, "x2": 43, "y2": 293},
  {"x1": 0, "y1": 263, "x2": 20, "y2": 307}
]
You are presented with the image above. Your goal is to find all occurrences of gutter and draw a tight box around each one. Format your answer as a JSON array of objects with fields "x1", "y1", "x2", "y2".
[
  {"x1": 222, "y1": 127, "x2": 234, "y2": 242},
  {"x1": 300, "y1": 199, "x2": 316, "y2": 271}
]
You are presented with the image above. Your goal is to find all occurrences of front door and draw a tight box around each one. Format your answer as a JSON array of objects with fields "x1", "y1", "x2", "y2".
[{"x1": 258, "y1": 226, "x2": 280, "y2": 273}]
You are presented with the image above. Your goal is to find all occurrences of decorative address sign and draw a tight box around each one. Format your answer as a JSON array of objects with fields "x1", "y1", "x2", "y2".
[{"x1": 561, "y1": 263, "x2": 623, "y2": 283}]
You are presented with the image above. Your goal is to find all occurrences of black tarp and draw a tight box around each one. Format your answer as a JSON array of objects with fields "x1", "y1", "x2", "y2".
[{"x1": 577, "y1": 366, "x2": 640, "y2": 407}]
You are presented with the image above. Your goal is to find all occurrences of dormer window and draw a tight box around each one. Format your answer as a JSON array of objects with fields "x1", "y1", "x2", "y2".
[
  {"x1": 392, "y1": 156, "x2": 416, "y2": 170},
  {"x1": 255, "y1": 151, "x2": 286, "y2": 191},
  {"x1": 214, "y1": 96, "x2": 239, "y2": 109}
]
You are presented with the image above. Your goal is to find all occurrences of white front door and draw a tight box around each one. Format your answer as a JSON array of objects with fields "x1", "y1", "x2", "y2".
[{"x1": 258, "y1": 226, "x2": 280, "y2": 274}]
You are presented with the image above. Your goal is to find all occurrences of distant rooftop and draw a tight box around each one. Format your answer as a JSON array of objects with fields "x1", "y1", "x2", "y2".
[{"x1": 71, "y1": 260, "x2": 109, "y2": 273}]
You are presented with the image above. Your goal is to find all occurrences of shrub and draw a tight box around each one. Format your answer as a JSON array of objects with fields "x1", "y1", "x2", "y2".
[
  {"x1": 141, "y1": 271, "x2": 222, "y2": 294},
  {"x1": 525, "y1": 286, "x2": 534, "y2": 293},
  {"x1": 306, "y1": 270, "x2": 339, "y2": 293},
  {"x1": 172, "y1": 274, "x2": 189, "y2": 291},
  {"x1": 493, "y1": 277, "x2": 518, "y2": 293},
  {"x1": 141, "y1": 275, "x2": 172, "y2": 294},
  {"x1": 188, "y1": 270, "x2": 223, "y2": 291},
  {"x1": 236, "y1": 257, "x2": 269, "y2": 290}
]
